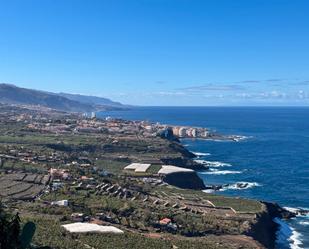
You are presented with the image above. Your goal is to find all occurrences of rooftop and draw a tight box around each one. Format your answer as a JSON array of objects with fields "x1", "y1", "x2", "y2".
[
  {"x1": 158, "y1": 165, "x2": 194, "y2": 175},
  {"x1": 61, "y1": 222, "x2": 124, "y2": 234}
]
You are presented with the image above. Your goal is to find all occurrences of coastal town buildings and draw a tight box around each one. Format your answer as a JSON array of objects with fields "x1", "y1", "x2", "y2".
[
  {"x1": 91, "y1": 112, "x2": 96, "y2": 119},
  {"x1": 21, "y1": 111, "x2": 214, "y2": 142},
  {"x1": 170, "y1": 126, "x2": 210, "y2": 138}
]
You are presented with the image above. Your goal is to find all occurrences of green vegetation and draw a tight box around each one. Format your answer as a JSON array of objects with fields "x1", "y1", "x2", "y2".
[
  {"x1": 1, "y1": 160, "x2": 46, "y2": 173},
  {"x1": 95, "y1": 159, "x2": 128, "y2": 175},
  {"x1": 153, "y1": 186, "x2": 263, "y2": 213},
  {"x1": 0, "y1": 202, "x2": 50, "y2": 249},
  {"x1": 23, "y1": 215, "x2": 258, "y2": 249}
]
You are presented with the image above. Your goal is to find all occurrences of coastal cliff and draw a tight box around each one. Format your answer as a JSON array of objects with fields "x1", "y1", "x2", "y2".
[
  {"x1": 242, "y1": 202, "x2": 294, "y2": 248},
  {"x1": 161, "y1": 156, "x2": 208, "y2": 171},
  {"x1": 246, "y1": 203, "x2": 279, "y2": 248},
  {"x1": 163, "y1": 171, "x2": 206, "y2": 190},
  {"x1": 160, "y1": 137, "x2": 294, "y2": 248}
]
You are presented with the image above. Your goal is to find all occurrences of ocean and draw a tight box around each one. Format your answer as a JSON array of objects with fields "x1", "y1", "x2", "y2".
[{"x1": 98, "y1": 106, "x2": 309, "y2": 249}]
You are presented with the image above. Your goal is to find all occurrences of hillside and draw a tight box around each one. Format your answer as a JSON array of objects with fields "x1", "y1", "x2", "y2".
[
  {"x1": 0, "y1": 84, "x2": 125, "y2": 112},
  {"x1": 58, "y1": 92, "x2": 124, "y2": 107}
]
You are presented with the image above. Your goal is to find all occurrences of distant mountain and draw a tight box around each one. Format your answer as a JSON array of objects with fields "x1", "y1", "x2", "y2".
[
  {"x1": 0, "y1": 83, "x2": 126, "y2": 113},
  {"x1": 58, "y1": 92, "x2": 124, "y2": 107}
]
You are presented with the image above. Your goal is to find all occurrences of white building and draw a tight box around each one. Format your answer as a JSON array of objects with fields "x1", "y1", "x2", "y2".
[
  {"x1": 61, "y1": 223, "x2": 124, "y2": 234},
  {"x1": 178, "y1": 127, "x2": 187, "y2": 137},
  {"x1": 91, "y1": 112, "x2": 96, "y2": 119},
  {"x1": 203, "y1": 130, "x2": 209, "y2": 137},
  {"x1": 191, "y1": 128, "x2": 197, "y2": 137},
  {"x1": 124, "y1": 163, "x2": 151, "y2": 173},
  {"x1": 158, "y1": 165, "x2": 194, "y2": 175}
]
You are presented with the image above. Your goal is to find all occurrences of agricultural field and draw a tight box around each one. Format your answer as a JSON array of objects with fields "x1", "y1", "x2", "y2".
[
  {"x1": 20, "y1": 215, "x2": 262, "y2": 249},
  {"x1": 152, "y1": 185, "x2": 263, "y2": 213},
  {"x1": 0, "y1": 173, "x2": 49, "y2": 201}
]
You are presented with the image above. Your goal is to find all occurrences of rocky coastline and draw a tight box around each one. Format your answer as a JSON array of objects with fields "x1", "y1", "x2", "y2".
[{"x1": 161, "y1": 133, "x2": 295, "y2": 249}]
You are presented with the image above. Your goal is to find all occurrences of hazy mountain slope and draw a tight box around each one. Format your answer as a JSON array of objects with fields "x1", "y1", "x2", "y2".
[
  {"x1": 0, "y1": 84, "x2": 94, "y2": 112},
  {"x1": 58, "y1": 92, "x2": 124, "y2": 107}
]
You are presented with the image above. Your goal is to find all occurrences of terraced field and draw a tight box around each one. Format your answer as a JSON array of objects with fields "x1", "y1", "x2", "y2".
[{"x1": 0, "y1": 173, "x2": 50, "y2": 201}]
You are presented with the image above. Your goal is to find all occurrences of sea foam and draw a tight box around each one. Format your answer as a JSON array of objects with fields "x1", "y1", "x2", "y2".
[
  {"x1": 299, "y1": 221, "x2": 309, "y2": 226},
  {"x1": 231, "y1": 135, "x2": 250, "y2": 142},
  {"x1": 283, "y1": 207, "x2": 309, "y2": 217},
  {"x1": 201, "y1": 168, "x2": 242, "y2": 175},
  {"x1": 220, "y1": 182, "x2": 261, "y2": 191},
  {"x1": 274, "y1": 217, "x2": 303, "y2": 249},
  {"x1": 194, "y1": 159, "x2": 232, "y2": 167},
  {"x1": 192, "y1": 151, "x2": 211, "y2": 157},
  {"x1": 283, "y1": 207, "x2": 301, "y2": 214}
]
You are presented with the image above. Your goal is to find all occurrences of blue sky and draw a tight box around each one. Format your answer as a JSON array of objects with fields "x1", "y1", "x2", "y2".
[{"x1": 1, "y1": 0, "x2": 309, "y2": 106}]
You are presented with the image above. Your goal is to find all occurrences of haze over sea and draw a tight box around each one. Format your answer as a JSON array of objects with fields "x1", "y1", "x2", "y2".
[{"x1": 98, "y1": 107, "x2": 309, "y2": 249}]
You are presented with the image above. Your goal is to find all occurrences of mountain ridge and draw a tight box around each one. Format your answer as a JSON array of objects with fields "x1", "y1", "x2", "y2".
[
  {"x1": 58, "y1": 92, "x2": 124, "y2": 107},
  {"x1": 0, "y1": 83, "x2": 126, "y2": 112}
]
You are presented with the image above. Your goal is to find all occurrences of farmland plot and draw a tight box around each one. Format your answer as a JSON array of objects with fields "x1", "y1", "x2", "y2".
[{"x1": 0, "y1": 173, "x2": 49, "y2": 201}]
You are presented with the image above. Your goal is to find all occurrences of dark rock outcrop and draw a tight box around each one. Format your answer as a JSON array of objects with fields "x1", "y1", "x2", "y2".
[
  {"x1": 163, "y1": 171, "x2": 205, "y2": 190},
  {"x1": 247, "y1": 202, "x2": 295, "y2": 249},
  {"x1": 160, "y1": 157, "x2": 207, "y2": 171}
]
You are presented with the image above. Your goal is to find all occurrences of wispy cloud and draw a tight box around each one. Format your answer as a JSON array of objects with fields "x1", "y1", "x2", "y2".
[
  {"x1": 174, "y1": 78, "x2": 308, "y2": 91},
  {"x1": 265, "y1": 78, "x2": 284, "y2": 82},
  {"x1": 176, "y1": 84, "x2": 245, "y2": 91},
  {"x1": 235, "y1": 78, "x2": 287, "y2": 85},
  {"x1": 293, "y1": 80, "x2": 309, "y2": 86},
  {"x1": 235, "y1": 78, "x2": 284, "y2": 84},
  {"x1": 155, "y1": 81, "x2": 166, "y2": 84},
  {"x1": 234, "y1": 90, "x2": 309, "y2": 100},
  {"x1": 155, "y1": 91, "x2": 186, "y2": 96},
  {"x1": 236, "y1": 80, "x2": 260, "y2": 83}
]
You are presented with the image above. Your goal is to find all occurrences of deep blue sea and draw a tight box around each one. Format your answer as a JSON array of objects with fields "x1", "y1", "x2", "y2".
[{"x1": 98, "y1": 107, "x2": 309, "y2": 249}]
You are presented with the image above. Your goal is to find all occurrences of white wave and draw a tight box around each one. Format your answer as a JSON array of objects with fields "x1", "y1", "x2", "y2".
[
  {"x1": 230, "y1": 135, "x2": 250, "y2": 142},
  {"x1": 192, "y1": 151, "x2": 211, "y2": 157},
  {"x1": 194, "y1": 159, "x2": 231, "y2": 167},
  {"x1": 202, "y1": 189, "x2": 215, "y2": 194},
  {"x1": 274, "y1": 218, "x2": 303, "y2": 249},
  {"x1": 283, "y1": 207, "x2": 301, "y2": 214},
  {"x1": 283, "y1": 207, "x2": 309, "y2": 217},
  {"x1": 220, "y1": 182, "x2": 261, "y2": 191},
  {"x1": 299, "y1": 221, "x2": 309, "y2": 226},
  {"x1": 290, "y1": 231, "x2": 303, "y2": 249},
  {"x1": 201, "y1": 168, "x2": 242, "y2": 175}
]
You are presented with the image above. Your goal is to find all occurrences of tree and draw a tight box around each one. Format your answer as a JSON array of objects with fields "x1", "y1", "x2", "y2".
[
  {"x1": 0, "y1": 203, "x2": 21, "y2": 249},
  {"x1": 0, "y1": 202, "x2": 51, "y2": 249}
]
